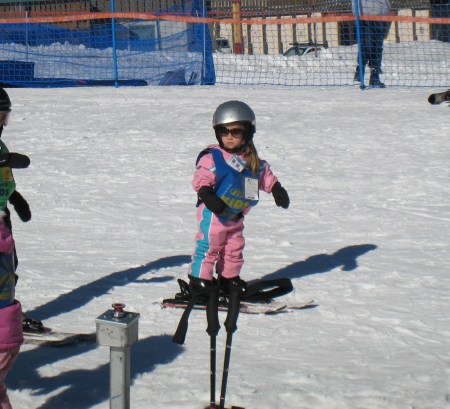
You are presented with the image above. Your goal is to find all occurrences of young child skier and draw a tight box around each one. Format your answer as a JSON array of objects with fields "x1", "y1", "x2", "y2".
[
  {"x1": 0, "y1": 88, "x2": 41, "y2": 333},
  {"x1": 173, "y1": 101, "x2": 290, "y2": 408},
  {"x1": 187, "y1": 100, "x2": 290, "y2": 298},
  {"x1": 0, "y1": 88, "x2": 24, "y2": 409}
]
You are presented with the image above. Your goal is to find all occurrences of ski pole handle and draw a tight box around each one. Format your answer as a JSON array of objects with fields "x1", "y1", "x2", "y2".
[
  {"x1": 206, "y1": 285, "x2": 220, "y2": 337},
  {"x1": 173, "y1": 299, "x2": 195, "y2": 345},
  {"x1": 224, "y1": 284, "x2": 240, "y2": 334}
]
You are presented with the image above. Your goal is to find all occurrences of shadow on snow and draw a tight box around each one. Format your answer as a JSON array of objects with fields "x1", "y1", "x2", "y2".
[
  {"x1": 9, "y1": 334, "x2": 183, "y2": 409},
  {"x1": 9, "y1": 254, "x2": 190, "y2": 408},
  {"x1": 26, "y1": 254, "x2": 191, "y2": 321},
  {"x1": 24, "y1": 246, "x2": 377, "y2": 322},
  {"x1": 7, "y1": 245, "x2": 377, "y2": 407},
  {"x1": 255, "y1": 244, "x2": 377, "y2": 282}
]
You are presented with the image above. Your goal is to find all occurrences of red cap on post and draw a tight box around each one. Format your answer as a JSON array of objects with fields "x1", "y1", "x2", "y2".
[{"x1": 112, "y1": 303, "x2": 126, "y2": 318}]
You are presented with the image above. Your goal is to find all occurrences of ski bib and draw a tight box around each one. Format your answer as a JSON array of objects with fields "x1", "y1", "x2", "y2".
[
  {"x1": 0, "y1": 141, "x2": 15, "y2": 211},
  {"x1": 209, "y1": 148, "x2": 260, "y2": 222},
  {"x1": 0, "y1": 252, "x2": 15, "y2": 308}
]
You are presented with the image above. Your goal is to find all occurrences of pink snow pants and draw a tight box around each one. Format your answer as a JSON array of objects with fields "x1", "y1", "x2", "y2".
[
  {"x1": 188, "y1": 205, "x2": 245, "y2": 281},
  {"x1": 0, "y1": 347, "x2": 19, "y2": 409}
]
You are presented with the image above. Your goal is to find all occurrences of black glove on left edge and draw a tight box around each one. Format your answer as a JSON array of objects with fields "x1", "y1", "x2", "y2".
[{"x1": 9, "y1": 190, "x2": 31, "y2": 222}]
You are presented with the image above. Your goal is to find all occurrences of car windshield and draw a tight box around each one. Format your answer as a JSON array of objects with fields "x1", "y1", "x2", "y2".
[{"x1": 285, "y1": 47, "x2": 307, "y2": 56}]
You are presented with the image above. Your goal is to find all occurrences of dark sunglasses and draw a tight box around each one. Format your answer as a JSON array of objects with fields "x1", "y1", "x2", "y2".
[{"x1": 218, "y1": 126, "x2": 245, "y2": 138}]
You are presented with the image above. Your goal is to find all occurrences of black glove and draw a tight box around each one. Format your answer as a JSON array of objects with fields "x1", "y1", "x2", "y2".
[
  {"x1": 198, "y1": 186, "x2": 226, "y2": 215},
  {"x1": 9, "y1": 190, "x2": 31, "y2": 222},
  {"x1": 272, "y1": 181, "x2": 290, "y2": 209},
  {"x1": 3, "y1": 207, "x2": 12, "y2": 230},
  {"x1": 0, "y1": 153, "x2": 8, "y2": 167},
  {"x1": 0, "y1": 152, "x2": 30, "y2": 168}
]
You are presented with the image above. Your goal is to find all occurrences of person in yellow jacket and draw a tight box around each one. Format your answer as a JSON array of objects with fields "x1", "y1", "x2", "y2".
[{"x1": 0, "y1": 88, "x2": 42, "y2": 333}]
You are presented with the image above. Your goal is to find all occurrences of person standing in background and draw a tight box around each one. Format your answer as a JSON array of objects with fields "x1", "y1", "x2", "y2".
[{"x1": 353, "y1": 0, "x2": 391, "y2": 87}]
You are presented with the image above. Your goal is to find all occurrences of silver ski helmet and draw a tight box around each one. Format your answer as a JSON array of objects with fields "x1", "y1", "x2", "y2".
[{"x1": 212, "y1": 100, "x2": 256, "y2": 149}]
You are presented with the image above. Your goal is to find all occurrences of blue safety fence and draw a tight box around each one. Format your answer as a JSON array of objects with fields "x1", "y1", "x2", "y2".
[
  {"x1": 0, "y1": 0, "x2": 215, "y2": 87},
  {"x1": 0, "y1": 0, "x2": 448, "y2": 88}
]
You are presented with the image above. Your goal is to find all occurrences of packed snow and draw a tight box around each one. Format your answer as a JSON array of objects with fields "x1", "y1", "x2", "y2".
[{"x1": 3, "y1": 84, "x2": 450, "y2": 409}]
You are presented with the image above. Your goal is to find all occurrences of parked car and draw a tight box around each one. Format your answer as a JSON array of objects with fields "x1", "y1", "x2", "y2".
[
  {"x1": 215, "y1": 38, "x2": 232, "y2": 53},
  {"x1": 283, "y1": 42, "x2": 328, "y2": 57}
]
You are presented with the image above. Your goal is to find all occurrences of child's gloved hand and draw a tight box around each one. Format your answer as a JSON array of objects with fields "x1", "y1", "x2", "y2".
[
  {"x1": 9, "y1": 190, "x2": 31, "y2": 222},
  {"x1": 198, "y1": 186, "x2": 226, "y2": 215},
  {"x1": 0, "y1": 152, "x2": 30, "y2": 168},
  {"x1": 271, "y1": 181, "x2": 290, "y2": 209}
]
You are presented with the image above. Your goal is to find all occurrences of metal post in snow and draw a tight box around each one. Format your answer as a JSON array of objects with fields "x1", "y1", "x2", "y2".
[{"x1": 96, "y1": 303, "x2": 140, "y2": 409}]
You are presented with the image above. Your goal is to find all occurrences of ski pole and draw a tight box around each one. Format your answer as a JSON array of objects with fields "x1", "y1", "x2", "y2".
[
  {"x1": 219, "y1": 284, "x2": 241, "y2": 409},
  {"x1": 219, "y1": 332, "x2": 233, "y2": 409},
  {"x1": 173, "y1": 277, "x2": 218, "y2": 346},
  {"x1": 209, "y1": 336, "x2": 217, "y2": 409},
  {"x1": 206, "y1": 285, "x2": 220, "y2": 408},
  {"x1": 173, "y1": 296, "x2": 196, "y2": 345}
]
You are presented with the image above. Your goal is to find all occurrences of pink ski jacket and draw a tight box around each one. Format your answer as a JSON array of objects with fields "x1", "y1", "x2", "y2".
[
  {"x1": 192, "y1": 145, "x2": 278, "y2": 217},
  {"x1": 0, "y1": 301, "x2": 23, "y2": 350}
]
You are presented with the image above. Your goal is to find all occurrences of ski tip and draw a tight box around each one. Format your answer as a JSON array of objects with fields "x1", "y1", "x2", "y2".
[{"x1": 428, "y1": 90, "x2": 450, "y2": 105}]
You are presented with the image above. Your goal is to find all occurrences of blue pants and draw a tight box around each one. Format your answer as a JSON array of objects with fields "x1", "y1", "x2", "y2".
[{"x1": 358, "y1": 20, "x2": 388, "y2": 73}]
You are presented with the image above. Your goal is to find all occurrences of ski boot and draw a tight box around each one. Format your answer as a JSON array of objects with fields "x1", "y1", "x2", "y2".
[
  {"x1": 353, "y1": 67, "x2": 361, "y2": 83},
  {"x1": 369, "y1": 69, "x2": 385, "y2": 88},
  {"x1": 188, "y1": 276, "x2": 218, "y2": 305},
  {"x1": 218, "y1": 276, "x2": 247, "y2": 304},
  {"x1": 174, "y1": 278, "x2": 192, "y2": 302},
  {"x1": 22, "y1": 313, "x2": 44, "y2": 333}
]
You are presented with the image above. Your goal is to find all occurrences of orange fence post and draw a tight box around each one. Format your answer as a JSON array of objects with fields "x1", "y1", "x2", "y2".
[{"x1": 232, "y1": 0, "x2": 243, "y2": 54}]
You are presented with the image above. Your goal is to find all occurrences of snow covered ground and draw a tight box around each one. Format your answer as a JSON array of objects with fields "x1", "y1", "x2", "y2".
[{"x1": 3, "y1": 84, "x2": 450, "y2": 409}]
